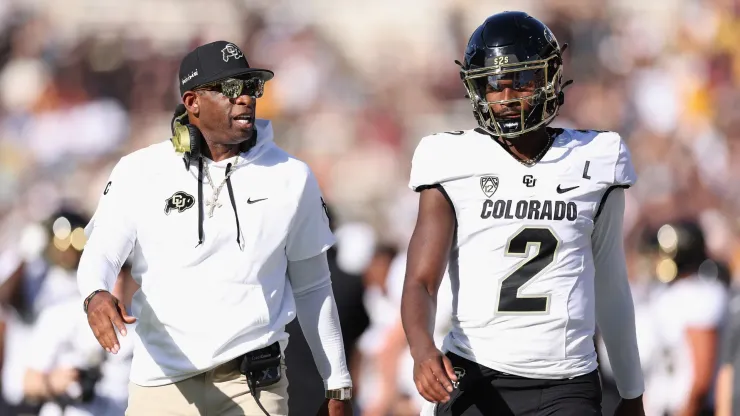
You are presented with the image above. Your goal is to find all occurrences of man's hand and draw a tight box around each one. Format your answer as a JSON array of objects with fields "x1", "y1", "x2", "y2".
[
  {"x1": 85, "y1": 291, "x2": 136, "y2": 354},
  {"x1": 317, "y1": 398, "x2": 352, "y2": 416},
  {"x1": 411, "y1": 346, "x2": 457, "y2": 404},
  {"x1": 614, "y1": 396, "x2": 645, "y2": 416}
]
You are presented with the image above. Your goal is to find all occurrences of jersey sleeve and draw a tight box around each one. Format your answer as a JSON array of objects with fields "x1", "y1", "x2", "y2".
[
  {"x1": 614, "y1": 135, "x2": 637, "y2": 187},
  {"x1": 409, "y1": 135, "x2": 440, "y2": 191},
  {"x1": 409, "y1": 133, "x2": 468, "y2": 191},
  {"x1": 286, "y1": 167, "x2": 336, "y2": 262},
  {"x1": 77, "y1": 158, "x2": 138, "y2": 297},
  {"x1": 592, "y1": 188, "x2": 645, "y2": 399},
  {"x1": 287, "y1": 253, "x2": 353, "y2": 389},
  {"x1": 85, "y1": 157, "x2": 138, "y2": 242}
]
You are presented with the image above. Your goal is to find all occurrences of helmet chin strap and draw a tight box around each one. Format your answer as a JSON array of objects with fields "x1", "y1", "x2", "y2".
[{"x1": 558, "y1": 79, "x2": 574, "y2": 105}]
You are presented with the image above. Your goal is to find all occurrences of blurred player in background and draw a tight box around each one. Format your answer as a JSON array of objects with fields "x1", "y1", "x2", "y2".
[
  {"x1": 644, "y1": 221, "x2": 727, "y2": 416},
  {"x1": 360, "y1": 248, "x2": 452, "y2": 416},
  {"x1": 0, "y1": 208, "x2": 88, "y2": 415},
  {"x1": 595, "y1": 233, "x2": 666, "y2": 416},
  {"x1": 22, "y1": 263, "x2": 135, "y2": 416},
  {"x1": 716, "y1": 273, "x2": 740, "y2": 416},
  {"x1": 402, "y1": 11, "x2": 644, "y2": 415}
]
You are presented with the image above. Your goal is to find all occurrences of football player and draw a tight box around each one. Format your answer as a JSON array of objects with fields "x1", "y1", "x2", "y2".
[
  {"x1": 401, "y1": 11, "x2": 645, "y2": 416},
  {"x1": 643, "y1": 221, "x2": 727, "y2": 416}
]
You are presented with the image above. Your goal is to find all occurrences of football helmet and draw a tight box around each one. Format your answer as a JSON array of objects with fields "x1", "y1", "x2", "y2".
[
  {"x1": 645, "y1": 220, "x2": 708, "y2": 282},
  {"x1": 44, "y1": 207, "x2": 90, "y2": 253},
  {"x1": 459, "y1": 11, "x2": 570, "y2": 138}
]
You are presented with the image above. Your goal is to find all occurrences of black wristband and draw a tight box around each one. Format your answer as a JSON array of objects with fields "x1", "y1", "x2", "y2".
[{"x1": 83, "y1": 290, "x2": 108, "y2": 314}]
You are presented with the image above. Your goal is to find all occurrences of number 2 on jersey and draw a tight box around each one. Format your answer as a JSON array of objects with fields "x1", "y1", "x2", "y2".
[{"x1": 497, "y1": 227, "x2": 560, "y2": 314}]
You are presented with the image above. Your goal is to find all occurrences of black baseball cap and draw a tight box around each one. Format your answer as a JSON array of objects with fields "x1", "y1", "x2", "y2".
[{"x1": 178, "y1": 40, "x2": 274, "y2": 96}]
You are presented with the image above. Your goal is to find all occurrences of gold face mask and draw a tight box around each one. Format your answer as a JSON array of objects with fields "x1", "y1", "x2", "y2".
[{"x1": 461, "y1": 55, "x2": 563, "y2": 138}]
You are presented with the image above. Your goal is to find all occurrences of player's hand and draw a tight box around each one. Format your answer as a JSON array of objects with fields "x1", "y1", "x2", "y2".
[
  {"x1": 47, "y1": 367, "x2": 79, "y2": 396},
  {"x1": 317, "y1": 398, "x2": 352, "y2": 416},
  {"x1": 411, "y1": 347, "x2": 457, "y2": 403},
  {"x1": 86, "y1": 290, "x2": 136, "y2": 354},
  {"x1": 614, "y1": 396, "x2": 645, "y2": 416}
]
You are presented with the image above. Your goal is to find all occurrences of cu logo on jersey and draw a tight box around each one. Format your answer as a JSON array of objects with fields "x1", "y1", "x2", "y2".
[
  {"x1": 523, "y1": 175, "x2": 537, "y2": 187},
  {"x1": 221, "y1": 43, "x2": 244, "y2": 62},
  {"x1": 480, "y1": 176, "x2": 499, "y2": 198},
  {"x1": 164, "y1": 191, "x2": 195, "y2": 215}
]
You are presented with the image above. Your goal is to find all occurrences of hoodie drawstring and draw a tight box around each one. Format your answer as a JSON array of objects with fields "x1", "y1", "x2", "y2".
[
  {"x1": 225, "y1": 163, "x2": 242, "y2": 250},
  {"x1": 192, "y1": 132, "x2": 258, "y2": 249},
  {"x1": 196, "y1": 157, "x2": 204, "y2": 247}
]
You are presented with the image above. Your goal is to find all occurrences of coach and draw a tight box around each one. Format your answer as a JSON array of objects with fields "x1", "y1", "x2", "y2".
[{"x1": 77, "y1": 40, "x2": 353, "y2": 416}]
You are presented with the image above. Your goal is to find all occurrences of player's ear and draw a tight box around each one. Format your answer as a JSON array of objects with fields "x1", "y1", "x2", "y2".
[{"x1": 182, "y1": 91, "x2": 199, "y2": 117}]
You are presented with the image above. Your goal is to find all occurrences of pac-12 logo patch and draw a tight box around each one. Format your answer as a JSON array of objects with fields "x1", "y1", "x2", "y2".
[
  {"x1": 165, "y1": 191, "x2": 195, "y2": 215},
  {"x1": 480, "y1": 176, "x2": 499, "y2": 198}
]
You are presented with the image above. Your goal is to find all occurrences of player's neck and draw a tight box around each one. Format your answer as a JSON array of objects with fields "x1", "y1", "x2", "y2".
[
  {"x1": 202, "y1": 141, "x2": 241, "y2": 162},
  {"x1": 497, "y1": 128, "x2": 552, "y2": 163}
]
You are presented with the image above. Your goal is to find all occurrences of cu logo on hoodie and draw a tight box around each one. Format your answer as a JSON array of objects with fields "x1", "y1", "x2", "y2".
[{"x1": 165, "y1": 191, "x2": 195, "y2": 215}]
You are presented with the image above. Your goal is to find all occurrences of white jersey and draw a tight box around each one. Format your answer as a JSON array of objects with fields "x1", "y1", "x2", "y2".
[
  {"x1": 1, "y1": 263, "x2": 80, "y2": 405},
  {"x1": 644, "y1": 276, "x2": 727, "y2": 415},
  {"x1": 409, "y1": 128, "x2": 637, "y2": 380},
  {"x1": 28, "y1": 299, "x2": 134, "y2": 416}
]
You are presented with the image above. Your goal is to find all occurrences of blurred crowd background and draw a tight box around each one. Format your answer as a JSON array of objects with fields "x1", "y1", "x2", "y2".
[{"x1": 1, "y1": 0, "x2": 740, "y2": 415}]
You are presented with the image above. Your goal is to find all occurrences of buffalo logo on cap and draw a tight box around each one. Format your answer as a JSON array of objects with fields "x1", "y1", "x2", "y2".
[{"x1": 221, "y1": 43, "x2": 244, "y2": 62}]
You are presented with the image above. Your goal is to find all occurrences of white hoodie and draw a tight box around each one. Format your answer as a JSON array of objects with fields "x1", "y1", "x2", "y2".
[{"x1": 77, "y1": 120, "x2": 349, "y2": 387}]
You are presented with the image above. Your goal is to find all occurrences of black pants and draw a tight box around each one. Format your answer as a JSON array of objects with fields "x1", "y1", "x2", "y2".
[{"x1": 434, "y1": 353, "x2": 602, "y2": 416}]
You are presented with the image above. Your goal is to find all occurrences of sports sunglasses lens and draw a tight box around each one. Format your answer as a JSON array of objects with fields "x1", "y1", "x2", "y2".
[
  {"x1": 220, "y1": 79, "x2": 243, "y2": 99},
  {"x1": 244, "y1": 79, "x2": 265, "y2": 98}
]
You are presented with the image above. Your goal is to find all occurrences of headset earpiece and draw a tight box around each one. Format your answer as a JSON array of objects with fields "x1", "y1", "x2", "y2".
[
  {"x1": 171, "y1": 123, "x2": 193, "y2": 154},
  {"x1": 171, "y1": 104, "x2": 187, "y2": 132},
  {"x1": 170, "y1": 104, "x2": 202, "y2": 169}
]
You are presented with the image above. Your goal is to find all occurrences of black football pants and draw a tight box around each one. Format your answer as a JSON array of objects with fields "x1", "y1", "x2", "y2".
[{"x1": 433, "y1": 352, "x2": 602, "y2": 416}]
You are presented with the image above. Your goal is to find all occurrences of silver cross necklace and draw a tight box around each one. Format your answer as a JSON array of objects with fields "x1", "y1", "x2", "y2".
[{"x1": 202, "y1": 155, "x2": 240, "y2": 218}]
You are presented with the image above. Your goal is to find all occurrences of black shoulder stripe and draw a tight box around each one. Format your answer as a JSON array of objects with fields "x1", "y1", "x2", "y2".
[
  {"x1": 414, "y1": 184, "x2": 437, "y2": 193},
  {"x1": 594, "y1": 184, "x2": 630, "y2": 223}
]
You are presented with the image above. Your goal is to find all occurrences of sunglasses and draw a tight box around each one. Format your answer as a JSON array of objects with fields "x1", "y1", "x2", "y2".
[{"x1": 195, "y1": 77, "x2": 265, "y2": 99}]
